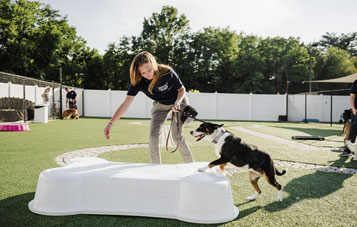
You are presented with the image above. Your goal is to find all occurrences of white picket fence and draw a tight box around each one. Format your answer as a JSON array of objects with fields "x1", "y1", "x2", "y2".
[{"x1": 0, "y1": 82, "x2": 350, "y2": 122}]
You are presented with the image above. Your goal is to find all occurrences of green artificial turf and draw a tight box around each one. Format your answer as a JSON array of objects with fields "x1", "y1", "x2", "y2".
[{"x1": 1, "y1": 118, "x2": 356, "y2": 226}]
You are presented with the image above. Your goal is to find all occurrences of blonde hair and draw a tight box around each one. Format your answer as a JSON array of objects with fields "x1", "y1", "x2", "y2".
[{"x1": 130, "y1": 51, "x2": 171, "y2": 94}]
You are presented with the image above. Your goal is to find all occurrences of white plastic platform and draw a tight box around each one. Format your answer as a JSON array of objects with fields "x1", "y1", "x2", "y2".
[
  {"x1": 29, "y1": 158, "x2": 239, "y2": 224},
  {"x1": 34, "y1": 103, "x2": 48, "y2": 123}
]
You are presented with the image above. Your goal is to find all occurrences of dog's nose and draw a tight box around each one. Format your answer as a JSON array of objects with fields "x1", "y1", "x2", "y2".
[{"x1": 190, "y1": 131, "x2": 193, "y2": 135}]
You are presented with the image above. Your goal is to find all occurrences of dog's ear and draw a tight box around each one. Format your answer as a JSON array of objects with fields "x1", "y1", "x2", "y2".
[{"x1": 214, "y1": 124, "x2": 224, "y2": 128}]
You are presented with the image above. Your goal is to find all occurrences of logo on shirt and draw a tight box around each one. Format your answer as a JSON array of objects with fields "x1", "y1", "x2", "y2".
[{"x1": 158, "y1": 83, "x2": 168, "y2": 92}]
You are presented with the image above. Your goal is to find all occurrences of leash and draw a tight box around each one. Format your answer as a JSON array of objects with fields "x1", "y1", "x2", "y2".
[
  {"x1": 165, "y1": 104, "x2": 209, "y2": 153},
  {"x1": 176, "y1": 103, "x2": 206, "y2": 123},
  {"x1": 165, "y1": 111, "x2": 180, "y2": 153}
]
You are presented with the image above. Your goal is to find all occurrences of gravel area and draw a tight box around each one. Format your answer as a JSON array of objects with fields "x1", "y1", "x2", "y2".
[
  {"x1": 55, "y1": 125, "x2": 356, "y2": 175},
  {"x1": 55, "y1": 144, "x2": 356, "y2": 175}
]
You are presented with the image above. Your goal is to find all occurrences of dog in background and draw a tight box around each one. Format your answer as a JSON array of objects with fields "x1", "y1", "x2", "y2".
[
  {"x1": 338, "y1": 109, "x2": 351, "y2": 146},
  {"x1": 62, "y1": 108, "x2": 79, "y2": 120},
  {"x1": 190, "y1": 122, "x2": 288, "y2": 202}
]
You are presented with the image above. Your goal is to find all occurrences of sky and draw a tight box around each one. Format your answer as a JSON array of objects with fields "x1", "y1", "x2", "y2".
[{"x1": 35, "y1": 0, "x2": 357, "y2": 54}]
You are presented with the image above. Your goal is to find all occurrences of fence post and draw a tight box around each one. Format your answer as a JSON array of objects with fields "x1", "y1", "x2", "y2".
[
  {"x1": 52, "y1": 81, "x2": 55, "y2": 119},
  {"x1": 249, "y1": 93, "x2": 253, "y2": 121},
  {"x1": 23, "y1": 80, "x2": 25, "y2": 122},
  {"x1": 285, "y1": 93, "x2": 289, "y2": 121},
  {"x1": 34, "y1": 84, "x2": 38, "y2": 104},
  {"x1": 319, "y1": 94, "x2": 324, "y2": 122},
  {"x1": 330, "y1": 95, "x2": 333, "y2": 126},
  {"x1": 8, "y1": 82, "x2": 11, "y2": 97},
  {"x1": 82, "y1": 89, "x2": 85, "y2": 117},
  {"x1": 304, "y1": 93, "x2": 307, "y2": 123},
  {"x1": 214, "y1": 92, "x2": 218, "y2": 120},
  {"x1": 59, "y1": 67, "x2": 62, "y2": 115}
]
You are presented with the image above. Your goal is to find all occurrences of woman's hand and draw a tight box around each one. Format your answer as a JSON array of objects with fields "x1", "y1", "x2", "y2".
[
  {"x1": 353, "y1": 108, "x2": 357, "y2": 116},
  {"x1": 172, "y1": 100, "x2": 181, "y2": 112},
  {"x1": 104, "y1": 122, "x2": 113, "y2": 140}
]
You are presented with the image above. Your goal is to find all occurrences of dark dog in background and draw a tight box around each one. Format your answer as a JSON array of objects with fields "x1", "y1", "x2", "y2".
[
  {"x1": 190, "y1": 122, "x2": 288, "y2": 202},
  {"x1": 338, "y1": 109, "x2": 351, "y2": 146}
]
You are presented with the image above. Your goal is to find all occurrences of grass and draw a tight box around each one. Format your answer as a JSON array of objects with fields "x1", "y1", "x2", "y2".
[{"x1": 0, "y1": 118, "x2": 356, "y2": 226}]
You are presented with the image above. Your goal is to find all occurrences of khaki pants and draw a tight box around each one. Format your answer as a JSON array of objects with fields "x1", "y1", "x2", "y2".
[{"x1": 149, "y1": 97, "x2": 195, "y2": 164}]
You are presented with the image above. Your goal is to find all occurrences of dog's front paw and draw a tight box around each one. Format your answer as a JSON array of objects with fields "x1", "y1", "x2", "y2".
[
  {"x1": 218, "y1": 169, "x2": 227, "y2": 176},
  {"x1": 246, "y1": 192, "x2": 260, "y2": 201}
]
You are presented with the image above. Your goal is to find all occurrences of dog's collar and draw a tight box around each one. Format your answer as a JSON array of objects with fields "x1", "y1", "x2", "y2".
[{"x1": 212, "y1": 129, "x2": 226, "y2": 144}]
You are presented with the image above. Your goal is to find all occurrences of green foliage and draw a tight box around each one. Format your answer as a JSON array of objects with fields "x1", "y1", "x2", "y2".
[
  {"x1": 0, "y1": 0, "x2": 89, "y2": 86},
  {"x1": 188, "y1": 89, "x2": 200, "y2": 93},
  {"x1": 256, "y1": 37, "x2": 310, "y2": 93},
  {"x1": 188, "y1": 27, "x2": 240, "y2": 92},
  {"x1": 233, "y1": 35, "x2": 269, "y2": 93},
  {"x1": 315, "y1": 47, "x2": 357, "y2": 78},
  {"x1": 100, "y1": 38, "x2": 136, "y2": 90},
  {"x1": 1, "y1": 1, "x2": 356, "y2": 93},
  {"x1": 140, "y1": 5, "x2": 190, "y2": 64},
  {"x1": 318, "y1": 32, "x2": 357, "y2": 57},
  {"x1": 314, "y1": 47, "x2": 357, "y2": 91}
]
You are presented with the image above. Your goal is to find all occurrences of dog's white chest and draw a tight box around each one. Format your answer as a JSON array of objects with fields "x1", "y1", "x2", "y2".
[{"x1": 214, "y1": 133, "x2": 229, "y2": 157}]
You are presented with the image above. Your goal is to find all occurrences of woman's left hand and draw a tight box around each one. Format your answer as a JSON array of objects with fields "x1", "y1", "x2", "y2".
[{"x1": 172, "y1": 100, "x2": 180, "y2": 112}]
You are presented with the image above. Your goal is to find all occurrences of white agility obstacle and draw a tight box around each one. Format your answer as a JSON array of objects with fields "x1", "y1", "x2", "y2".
[{"x1": 29, "y1": 158, "x2": 239, "y2": 224}]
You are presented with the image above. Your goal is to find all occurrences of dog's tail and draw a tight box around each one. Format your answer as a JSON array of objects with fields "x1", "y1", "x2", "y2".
[
  {"x1": 275, "y1": 168, "x2": 288, "y2": 176},
  {"x1": 337, "y1": 124, "x2": 346, "y2": 136}
]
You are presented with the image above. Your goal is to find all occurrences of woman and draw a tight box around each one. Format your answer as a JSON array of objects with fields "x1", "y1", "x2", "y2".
[
  {"x1": 104, "y1": 51, "x2": 195, "y2": 164},
  {"x1": 41, "y1": 87, "x2": 50, "y2": 104}
]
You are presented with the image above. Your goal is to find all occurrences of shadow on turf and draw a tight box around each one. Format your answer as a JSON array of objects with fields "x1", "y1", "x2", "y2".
[
  {"x1": 0, "y1": 192, "x2": 223, "y2": 226},
  {"x1": 265, "y1": 171, "x2": 352, "y2": 213},
  {"x1": 272, "y1": 126, "x2": 341, "y2": 138},
  {"x1": 235, "y1": 157, "x2": 354, "y2": 219},
  {"x1": 2, "y1": 155, "x2": 354, "y2": 225},
  {"x1": 327, "y1": 148, "x2": 357, "y2": 168}
]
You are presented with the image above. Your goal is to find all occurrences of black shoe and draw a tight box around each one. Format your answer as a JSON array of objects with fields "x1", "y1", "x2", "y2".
[
  {"x1": 344, "y1": 146, "x2": 351, "y2": 152},
  {"x1": 339, "y1": 151, "x2": 353, "y2": 157}
]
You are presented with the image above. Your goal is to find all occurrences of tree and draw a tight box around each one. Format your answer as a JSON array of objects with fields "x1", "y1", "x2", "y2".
[
  {"x1": 257, "y1": 37, "x2": 310, "y2": 94},
  {"x1": 314, "y1": 47, "x2": 357, "y2": 91},
  {"x1": 0, "y1": 0, "x2": 90, "y2": 86},
  {"x1": 140, "y1": 5, "x2": 190, "y2": 65},
  {"x1": 317, "y1": 32, "x2": 357, "y2": 57},
  {"x1": 3, "y1": 2, "x2": 355, "y2": 94},
  {"x1": 232, "y1": 35, "x2": 269, "y2": 93},
  {"x1": 139, "y1": 5, "x2": 194, "y2": 91},
  {"x1": 102, "y1": 38, "x2": 135, "y2": 90},
  {"x1": 188, "y1": 27, "x2": 239, "y2": 92}
]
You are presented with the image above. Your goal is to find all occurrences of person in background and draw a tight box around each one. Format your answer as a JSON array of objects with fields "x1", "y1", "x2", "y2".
[
  {"x1": 341, "y1": 79, "x2": 357, "y2": 156},
  {"x1": 41, "y1": 87, "x2": 50, "y2": 104},
  {"x1": 65, "y1": 87, "x2": 77, "y2": 109},
  {"x1": 103, "y1": 51, "x2": 194, "y2": 164}
]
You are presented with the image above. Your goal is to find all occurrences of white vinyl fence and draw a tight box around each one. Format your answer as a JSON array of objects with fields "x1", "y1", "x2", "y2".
[
  {"x1": 83, "y1": 89, "x2": 349, "y2": 122},
  {"x1": 0, "y1": 82, "x2": 83, "y2": 116},
  {"x1": 0, "y1": 82, "x2": 350, "y2": 122}
]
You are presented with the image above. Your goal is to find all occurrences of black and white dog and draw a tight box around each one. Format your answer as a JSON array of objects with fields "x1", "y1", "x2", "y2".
[{"x1": 190, "y1": 122, "x2": 287, "y2": 202}]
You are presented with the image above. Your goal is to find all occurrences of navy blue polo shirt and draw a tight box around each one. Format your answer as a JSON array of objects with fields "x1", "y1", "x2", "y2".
[
  {"x1": 127, "y1": 69, "x2": 183, "y2": 105},
  {"x1": 66, "y1": 90, "x2": 77, "y2": 103}
]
